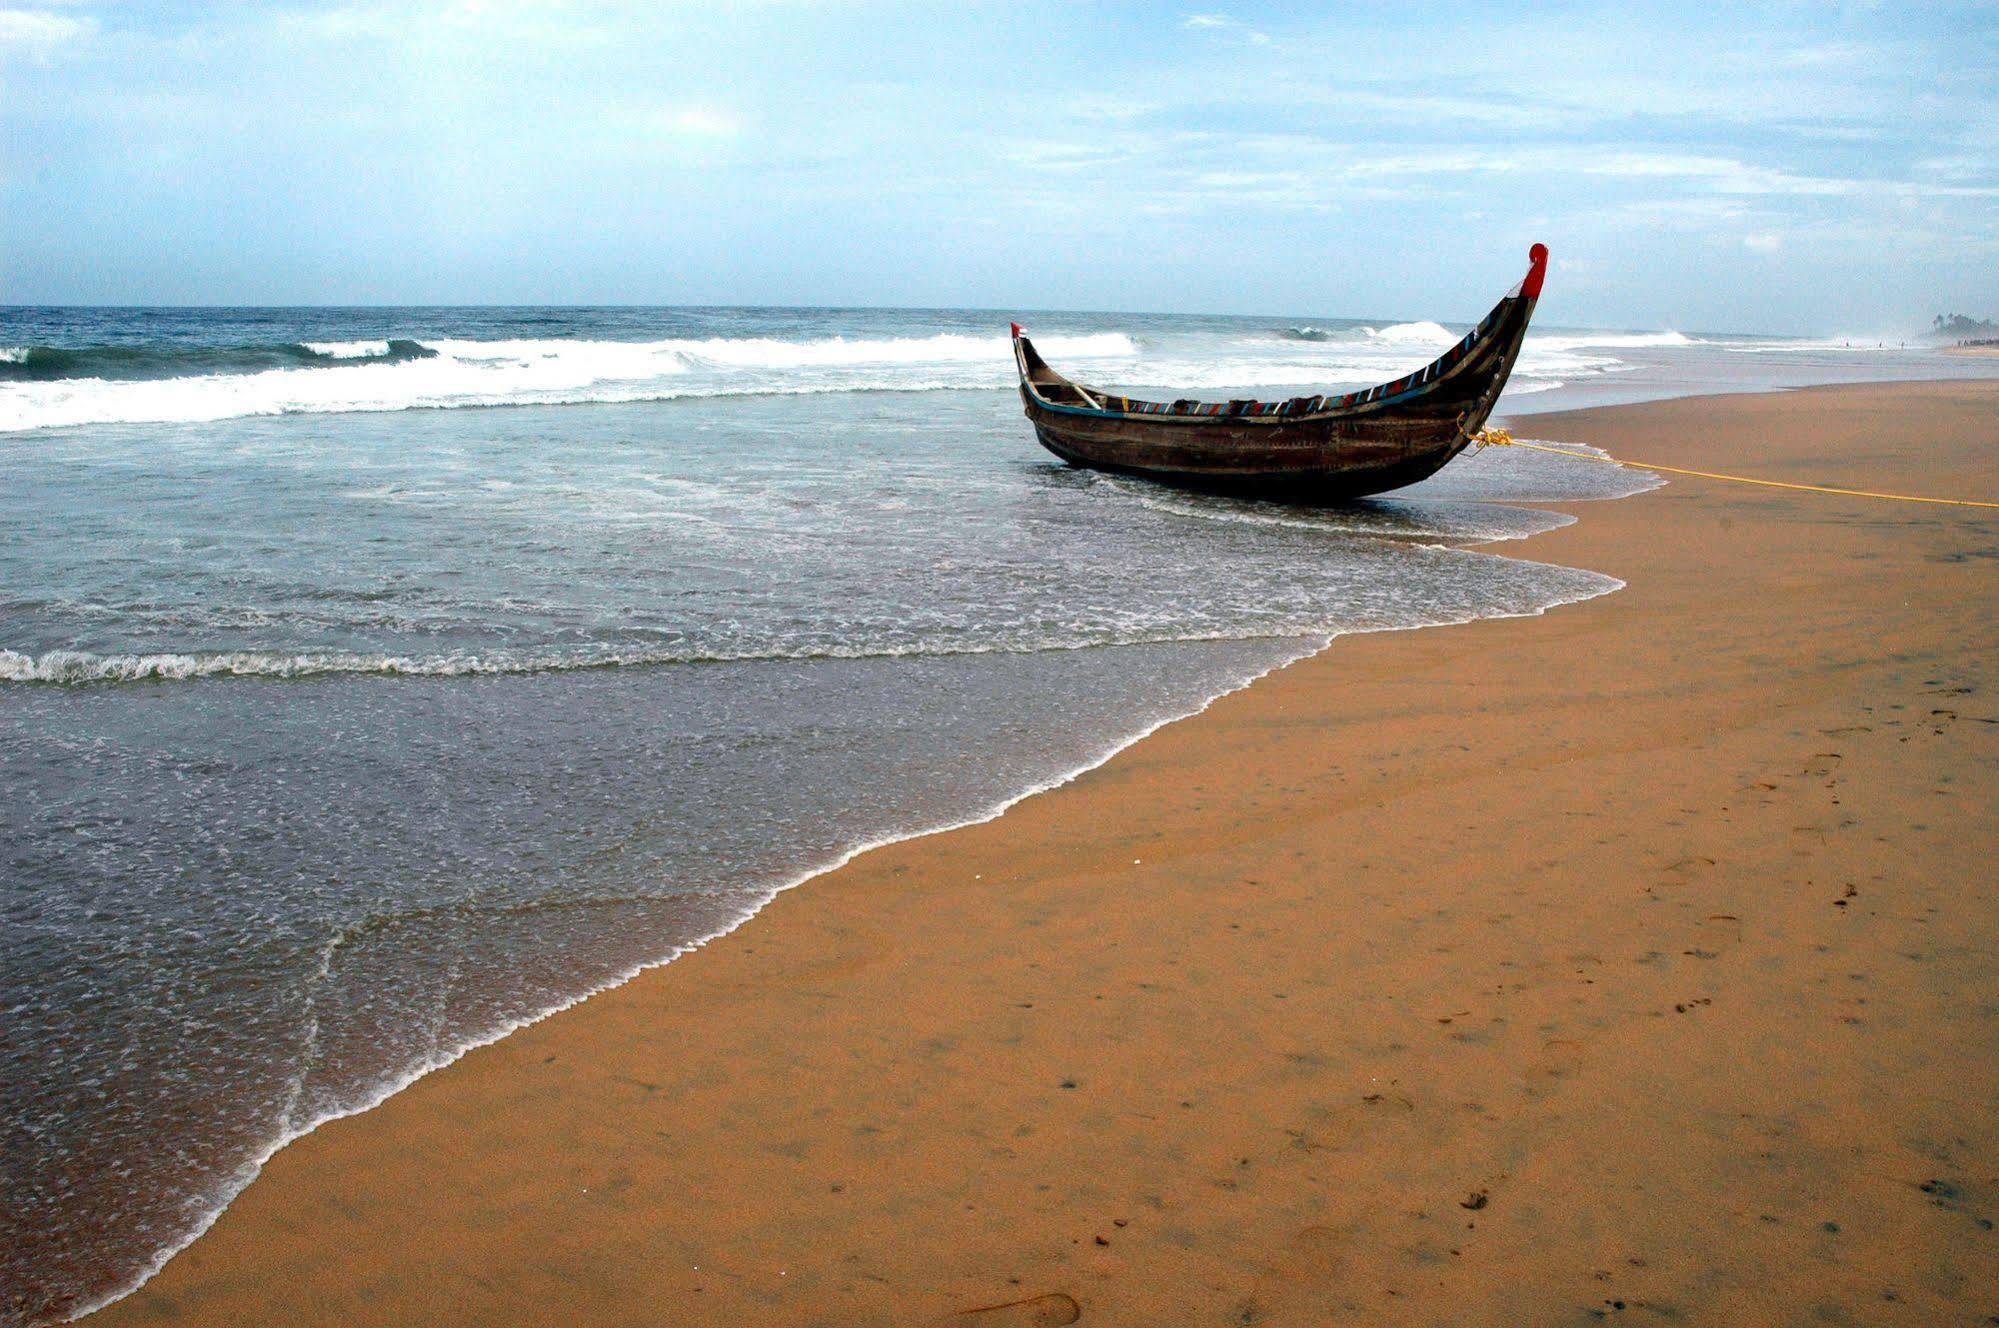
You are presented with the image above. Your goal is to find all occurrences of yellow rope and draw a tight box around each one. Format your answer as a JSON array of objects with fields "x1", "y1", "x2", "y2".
[{"x1": 1473, "y1": 429, "x2": 1999, "y2": 510}]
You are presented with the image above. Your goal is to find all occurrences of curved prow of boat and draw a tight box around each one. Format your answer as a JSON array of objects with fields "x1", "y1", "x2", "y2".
[{"x1": 1012, "y1": 244, "x2": 1549, "y2": 500}]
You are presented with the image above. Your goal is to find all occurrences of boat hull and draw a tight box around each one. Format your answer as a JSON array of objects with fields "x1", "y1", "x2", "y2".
[
  {"x1": 1025, "y1": 402, "x2": 1479, "y2": 500},
  {"x1": 1012, "y1": 244, "x2": 1547, "y2": 501}
]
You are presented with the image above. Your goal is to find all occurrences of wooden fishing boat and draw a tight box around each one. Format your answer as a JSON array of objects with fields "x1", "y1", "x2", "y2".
[{"x1": 1012, "y1": 243, "x2": 1548, "y2": 499}]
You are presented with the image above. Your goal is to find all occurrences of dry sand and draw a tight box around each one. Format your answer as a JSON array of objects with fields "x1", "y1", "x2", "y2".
[{"x1": 91, "y1": 382, "x2": 1999, "y2": 1327}]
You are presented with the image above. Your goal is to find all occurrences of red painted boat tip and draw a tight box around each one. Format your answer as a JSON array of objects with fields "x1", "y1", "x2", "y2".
[
  {"x1": 1521, "y1": 244, "x2": 1549, "y2": 299},
  {"x1": 1009, "y1": 322, "x2": 1023, "y2": 337}
]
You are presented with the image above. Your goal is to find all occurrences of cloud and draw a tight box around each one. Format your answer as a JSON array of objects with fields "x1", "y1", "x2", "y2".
[
  {"x1": 657, "y1": 107, "x2": 739, "y2": 138},
  {"x1": 1744, "y1": 232, "x2": 1782, "y2": 252},
  {"x1": 0, "y1": 6, "x2": 94, "y2": 54},
  {"x1": 1182, "y1": 11, "x2": 1271, "y2": 43}
]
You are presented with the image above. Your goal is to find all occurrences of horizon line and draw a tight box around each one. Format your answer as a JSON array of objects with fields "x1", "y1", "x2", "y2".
[{"x1": 0, "y1": 303, "x2": 1891, "y2": 343}]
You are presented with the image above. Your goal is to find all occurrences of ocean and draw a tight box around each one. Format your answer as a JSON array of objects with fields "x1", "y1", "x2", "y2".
[{"x1": 2, "y1": 304, "x2": 1989, "y2": 1325}]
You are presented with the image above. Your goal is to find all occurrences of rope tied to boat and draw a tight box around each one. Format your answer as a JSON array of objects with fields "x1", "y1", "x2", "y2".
[{"x1": 1470, "y1": 428, "x2": 1999, "y2": 510}]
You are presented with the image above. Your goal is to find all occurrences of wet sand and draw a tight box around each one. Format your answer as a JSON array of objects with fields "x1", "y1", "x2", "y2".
[{"x1": 92, "y1": 381, "x2": 1999, "y2": 1327}]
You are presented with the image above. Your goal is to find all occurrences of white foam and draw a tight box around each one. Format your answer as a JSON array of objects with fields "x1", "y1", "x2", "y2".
[
  {"x1": 1719, "y1": 337, "x2": 1897, "y2": 354},
  {"x1": 0, "y1": 346, "x2": 28, "y2": 364},
  {"x1": 1107, "y1": 321, "x2": 1665, "y2": 400},
  {"x1": 0, "y1": 623, "x2": 1362, "y2": 685},
  {"x1": 1529, "y1": 329, "x2": 1699, "y2": 351},
  {"x1": 300, "y1": 340, "x2": 392, "y2": 359},
  {"x1": 1116, "y1": 486, "x2": 1578, "y2": 543},
  {"x1": 1365, "y1": 320, "x2": 1459, "y2": 347},
  {"x1": 0, "y1": 332, "x2": 1140, "y2": 433},
  {"x1": 675, "y1": 331, "x2": 1134, "y2": 369}
]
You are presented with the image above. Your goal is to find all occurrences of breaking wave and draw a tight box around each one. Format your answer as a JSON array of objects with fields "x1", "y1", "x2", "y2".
[
  {"x1": 0, "y1": 331, "x2": 1139, "y2": 432},
  {"x1": 1277, "y1": 320, "x2": 1460, "y2": 347},
  {"x1": 1364, "y1": 319, "x2": 1460, "y2": 348},
  {"x1": 0, "y1": 339, "x2": 436, "y2": 382}
]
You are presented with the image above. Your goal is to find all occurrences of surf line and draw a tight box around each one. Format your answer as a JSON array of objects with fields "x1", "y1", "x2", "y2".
[{"x1": 1473, "y1": 430, "x2": 1999, "y2": 511}]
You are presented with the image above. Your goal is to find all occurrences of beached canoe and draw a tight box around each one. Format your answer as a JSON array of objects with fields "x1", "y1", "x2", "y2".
[{"x1": 1012, "y1": 243, "x2": 1548, "y2": 499}]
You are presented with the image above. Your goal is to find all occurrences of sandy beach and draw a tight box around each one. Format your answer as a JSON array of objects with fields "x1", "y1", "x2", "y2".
[{"x1": 89, "y1": 380, "x2": 1998, "y2": 1327}]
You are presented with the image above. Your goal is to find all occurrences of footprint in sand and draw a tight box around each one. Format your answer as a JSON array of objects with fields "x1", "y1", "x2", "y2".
[
  {"x1": 1276, "y1": 1222, "x2": 1355, "y2": 1284},
  {"x1": 1249, "y1": 1220, "x2": 1364, "y2": 1305},
  {"x1": 1525, "y1": 1037, "x2": 1586, "y2": 1092},
  {"x1": 952, "y1": 1292, "x2": 1082, "y2": 1325}
]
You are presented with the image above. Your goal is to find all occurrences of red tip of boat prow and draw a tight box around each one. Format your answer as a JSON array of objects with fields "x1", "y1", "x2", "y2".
[
  {"x1": 1521, "y1": 243, "x2": 1549, "y2": 299},
  {"x1": 1009, "y1": 322, "x2": 1024, "y2": 338}
]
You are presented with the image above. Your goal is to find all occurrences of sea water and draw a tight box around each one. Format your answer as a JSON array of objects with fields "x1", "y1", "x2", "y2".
[{"x1": 2, "y1": 305, "x2": 1989, "y2": 1324}]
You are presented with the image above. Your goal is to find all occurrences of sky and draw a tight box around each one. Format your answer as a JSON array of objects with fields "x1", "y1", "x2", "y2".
[{"x1": 2, "y1": 1, "x2": 1996, "y2": 333}]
